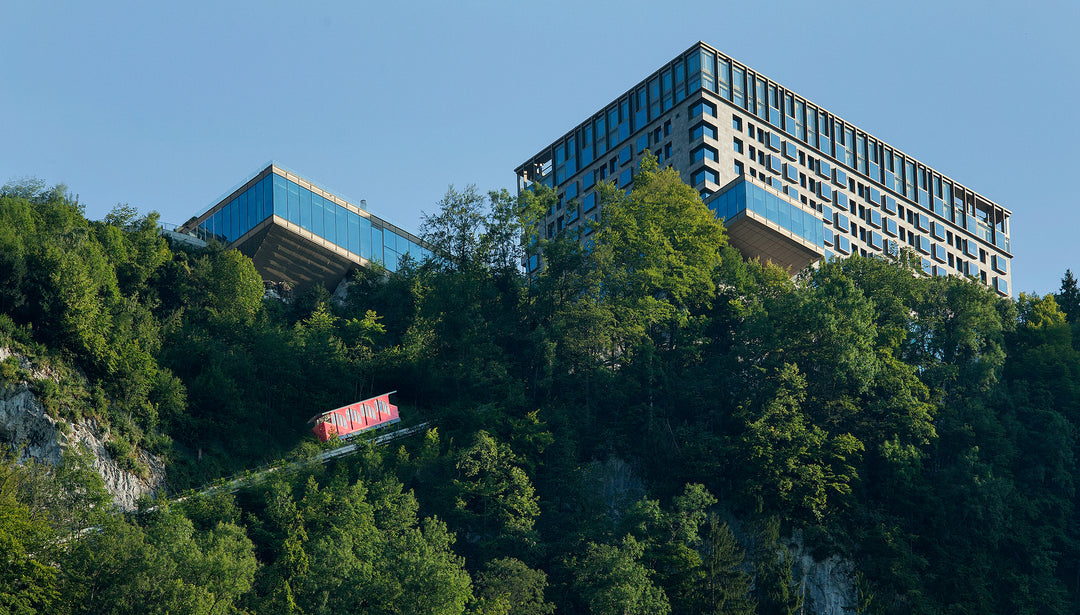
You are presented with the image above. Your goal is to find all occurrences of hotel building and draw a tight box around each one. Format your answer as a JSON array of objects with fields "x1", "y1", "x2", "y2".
[{"x1": 515, "y1": 42, "x2": 1011, "y2": 295}]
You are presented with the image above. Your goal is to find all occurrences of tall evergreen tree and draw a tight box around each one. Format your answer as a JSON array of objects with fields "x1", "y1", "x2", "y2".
[{"x1": 1057, "y1": 268, "x2": 1080, "y2": 323}]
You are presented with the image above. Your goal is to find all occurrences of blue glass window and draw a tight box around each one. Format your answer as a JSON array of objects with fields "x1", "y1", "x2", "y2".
[
  {"x1": 992, "y1": 254, "x2": 1008, "y2": 274},
  {"x1": 869, "y1": 231, "x2": 882, "y2": 250},
  {"x1": 619, "y1": 145, "x2": 632, "y2": 166},
  {"x1": 916, "y1": 214, "x2": 929, "y2": 232},
  {"x1": 690, "y1": 100, "x2": 716, "y2": 117},
  {"x1": 767, "y1": 155, "x2": 782, "y2": 174},
  {"x1": 692, "y1": 146, "x2": 718, "y2": 163},
  {"x1": 835, "y1": 212, "x2": 849, "y2": 231},
  {"x1": 273, "y1": 174, "x2": 287, "y2": 218},
  {"x1": 255, "y1": 178, "x2": 267, "y2": 222},
  {"x1": 287, "y1": 181, "x2": 300, "y2": 225},
  {"x1": 834, "y1": 192, "x2": 848, "y2": 212},
  {"x1": 691, "y1": 168, "x2": 718, "y2": 186},
  {"x1": 884, "y1": 195, "x2": 897, "y2": 215},
  {"x1": 336, "y1": 204, "x2": 347, "y2": 247},
  {"x1": 963, "y1": 239, "x2": 977, "y2": 258},
  {"x1": 360, "y1": 217, "x2": 373, "y2": 260},
  {"x1": 583, "y1": 192, "x2": 597, "y2": 212},
  {"x1": 767, "y1": 132, "x2": 781, "y2": 152},
  {"x1": 783, "y1": 164, "x2": 798, "y2": 183},
  {"x1": 299, "y1": 188, "x2": 312, "y2": 230},
  {"x1": 930, "y1": 221, "x2": 945, "y2": 240},
  {"x1": 246, "y1": 188, "x2": 257, "y2": 232},
  {"x1": 690, "y1": 123, "x2": 718, "y2": 141},
  {"x1": 868, "y1": 210, "x2": 881, "y2": 228},
  {"x1": 619, "y1": 167, "x2": 634, "y2": 187},
  {"x1": 817, "y1": 159, "x2": 831, "y2": 179},
  {"x1": 932, "y1": 244, "x2": 947, "y2": 262},
  {"x1": 370, "y1": 226, "x2": 383, "y2": 263},
  {"x1": 818, "y1": 182, "x2": 832, "y2": 200},
  {"x1": 583, "y1": 170, "x2": 595, "y2": 189},
  {"x1": 836, "y1": 235, "x2": 851, "y2": 254},
  {"x1": 833, "y1": 168, "x2": 848, "y2": 188},
  {"x1": 783, "y1": 141, "x2": 797, "y2": 160},
  {"x1": 917, "y1": 235, "x2": 930, "y2": 254},
  {"x1": 884, "y1": 218, "x2": 898, "y2": 237},
  {"x1": 868, "y1": 187, "x2": 881, "y2": 205},
  {"x1": 311, "y1": 192, "x2": 324, "y2": 238},
  {"x1": 347, "y1": 211, "x2": 360, "y2": 255}
]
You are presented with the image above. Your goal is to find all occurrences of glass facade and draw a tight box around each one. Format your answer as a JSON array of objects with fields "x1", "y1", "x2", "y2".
[
  {"x1": 709, "y1": 178, "x2": 824, "y2": 248},
  {"x1": 193, "y1": 168, "x2": 429, "y2": 273}
]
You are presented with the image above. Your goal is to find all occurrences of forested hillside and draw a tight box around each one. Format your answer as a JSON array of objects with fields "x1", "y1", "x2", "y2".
[{"x1": 1, "y1": 159, "x2": 1078, "y2": 614}]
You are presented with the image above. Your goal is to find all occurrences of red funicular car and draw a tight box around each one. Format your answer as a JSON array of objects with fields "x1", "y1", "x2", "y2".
[{"x1": 309, "y1": 391, "x2": 400, "y2": 442}]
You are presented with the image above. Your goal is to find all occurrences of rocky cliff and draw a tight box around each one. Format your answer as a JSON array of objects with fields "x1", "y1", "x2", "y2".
[{"x1": 0, "y1": 346, "x2": 167, "y2": 511}]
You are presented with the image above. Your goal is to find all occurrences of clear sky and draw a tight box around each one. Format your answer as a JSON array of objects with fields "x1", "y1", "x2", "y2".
[{"x1": 2, "y1": 0, "x2": 1077, "y2": 295}]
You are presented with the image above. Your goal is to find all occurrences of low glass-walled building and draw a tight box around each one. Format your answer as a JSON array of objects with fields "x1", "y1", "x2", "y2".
[
  {"x1": 180, "y1": 163, "x2": 430, "y2": 293},
  {"x1": 517, "y1": 41, "x2": 1012, "y2": 295}
]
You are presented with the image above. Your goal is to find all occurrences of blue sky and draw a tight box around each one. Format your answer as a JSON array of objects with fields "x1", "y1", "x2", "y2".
[{"x1": 2, "y1": 0, "x2": 1077, "y2": 295}]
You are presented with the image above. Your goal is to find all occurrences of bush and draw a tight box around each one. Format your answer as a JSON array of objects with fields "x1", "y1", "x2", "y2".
[{"x1": 0, "y1": 356, "x2": 18, "y2": 385}]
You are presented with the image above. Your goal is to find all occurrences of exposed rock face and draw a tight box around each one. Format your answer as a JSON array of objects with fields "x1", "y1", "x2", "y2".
[
  {"x1": 0, "y1": 347, "x2": 167, "y2": 511},
  {"x1": 788, "y1": 531, "x2": 859, "y2": 615}
]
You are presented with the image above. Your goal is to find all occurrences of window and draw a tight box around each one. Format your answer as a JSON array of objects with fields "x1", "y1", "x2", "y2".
[
  {"x1": 767, "y1": 154, "x2": 782, "y2": 174},
  {"x1": 732, "y1": 115, "x2": 743, "y2": 131},
  {"x1": 833, "y1": 167, "x2": 847, "y2": 188},
  {"x1": 690, "y1": 100, "x2": 717, "y2": 118},
  {"x1": 692, "y1": 146, "x2": 718, "y2": 163},
  {"x1": 817, "y1": 159, "x2": 831, "y2": 179},
  {"x1": 692, "y1": 168, "x2": 720, "y2": 185},
  {"x1": 690, "y1": 122, "x2": 718, "y2": 141},
  {"x1": 783, "y1": 141, "x2": 797, "y2": 160},
  {"x1": 583, "y1": 170, "x2": 595, "y2": 189},
  {"x1": 884, "y1": 218, "x2": 897, "y2": 237},
  {"x1": 733, "y1": 138, "x2": 743, "y2": 154}
]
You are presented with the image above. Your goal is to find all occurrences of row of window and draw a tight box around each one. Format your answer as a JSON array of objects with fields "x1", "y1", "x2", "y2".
[
  {"x1": 194, "y1": 172, "x2": 431, "y2": 272},
  {"x1": 691, "y1": 45, "x2": 1010, "y2": 240},
  {"x1": 732, "y1": 117, "x2": 1008, "y2": 251},
  {"x1": 523, "y1": 43, "x2": 1010, "y2": 254},
  {"x1": 727, "y1": 120, "x2": 1013, "y2": 279},
  {"x1": 728, "y1": 134, "x2": 1006, "y2": 286}
]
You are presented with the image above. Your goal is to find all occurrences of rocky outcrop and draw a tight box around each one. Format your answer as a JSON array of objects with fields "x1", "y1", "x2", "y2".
[
  {"x1": 788, "y1": 531, "x2": 859, "y2": 615},
  {"x1": 0, "y1": 347, "x2": 167, "y2": 511}
]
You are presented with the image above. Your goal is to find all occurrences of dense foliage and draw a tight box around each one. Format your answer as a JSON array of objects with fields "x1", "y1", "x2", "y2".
[{"x1": 2, "y1": 162, "x2": 1078, "y2": 613}]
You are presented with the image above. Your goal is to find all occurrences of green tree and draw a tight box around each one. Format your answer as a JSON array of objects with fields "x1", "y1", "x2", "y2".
[
  {"x1": 0, "y1": 455, "x2": 58, "y2": 614},
  {"x1": 591, "y1": 153, "x2": 727, "y2": 357},
  {"x1": 694, "y1": 515, "x2": 754, "y2": 615},
  {"x1": 573, "y1": 535, "x2": 671, "y2": 615},
  {"x1": 736, "y1": 363, "x2": 863, "y2": 522},
  {"x1": 455, "y1": 431, "x2": 540, "y2": 542},
  {"x1": 475, "y1": 557, "x2": 555, "y2": 615},
  {"x1": 1056, "y1": 269, "x2": 1080, "y2": 323}
]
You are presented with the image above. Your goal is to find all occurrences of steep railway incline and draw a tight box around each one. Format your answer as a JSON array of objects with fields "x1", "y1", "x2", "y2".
[{"x1": 168, "y1": 421, "x2": 431, "y2": 506}]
